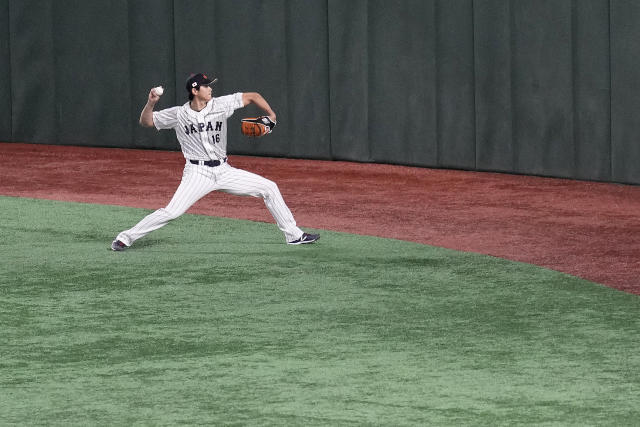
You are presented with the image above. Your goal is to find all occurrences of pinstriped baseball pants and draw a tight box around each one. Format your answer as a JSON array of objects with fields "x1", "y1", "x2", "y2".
[{"x1": 116, "y1": 161, "x2": 304, "y2": 246}]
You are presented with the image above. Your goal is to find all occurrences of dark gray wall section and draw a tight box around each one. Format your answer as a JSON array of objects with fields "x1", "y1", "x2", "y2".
[
  {"x1": 9, "y1": 0, "x2": 57, "y2": 144},
  {"x1": 284, "y1": 0, "x2": 332, "y2": 160},
  {"x1": 1, "y1": 0, "x2": 640, "y2": 184},
  {"x1": 512, "y1": 0, "x2": 575, "y2": 178},
  {"x1": 128, "y1": 0, "x2": 176, "y2": 150},
  {"x1": 611, "y1": 0, "x2": 640, "y2": 184},
  {"x1": 369, "y1": 0, "x2": 438, "y2": 167},
  {"x1": 0, "y1": 0, "x2": 11, "y2": 141},
  {"x1": 573, "y1": 0, "x2": 611, "y2": 182},
  {"x1": 437, "y1": 0, "x2": 476, "y2": 170},
  {"x1": 328, "y1": 0, "x2": 371, "y2": 162},
  {"x1": 52, "y1": 0, "x2": 132, "y2": 148},
  {"x1": 474, "y1": 0, "x2": 513, "y2": 173}
]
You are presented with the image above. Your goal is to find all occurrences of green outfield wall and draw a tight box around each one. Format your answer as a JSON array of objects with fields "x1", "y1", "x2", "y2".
[{"x1": 1, "y1": 0, "x2": 639, "y2": 184}]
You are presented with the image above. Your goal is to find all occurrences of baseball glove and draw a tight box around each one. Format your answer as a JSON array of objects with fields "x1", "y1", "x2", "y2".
[{"x1": 241, "y1": 116, "x2": 276, "y2": 137}]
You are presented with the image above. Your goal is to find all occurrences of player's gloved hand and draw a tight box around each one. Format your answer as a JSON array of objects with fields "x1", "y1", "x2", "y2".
[{"x1": 241, "y1": 116, "x2": 276, "y2": 137}]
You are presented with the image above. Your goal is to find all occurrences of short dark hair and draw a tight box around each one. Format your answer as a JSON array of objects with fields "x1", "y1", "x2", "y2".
[{"x1": 188, "y1": 87, "x2": 197, "y2": 101}]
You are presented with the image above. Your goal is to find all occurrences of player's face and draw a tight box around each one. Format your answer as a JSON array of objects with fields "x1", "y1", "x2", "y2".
[{"x1": 195, "y1": 84, "x2": 213, "y2": 102}]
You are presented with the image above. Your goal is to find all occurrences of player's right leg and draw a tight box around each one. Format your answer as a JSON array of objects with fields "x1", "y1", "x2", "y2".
[
  {"x1": 111, "y1": 163, "x2": 214, "y2": 250},
  {"x1": 213, "y1": 165, "x2": 318, "y2": 244}
]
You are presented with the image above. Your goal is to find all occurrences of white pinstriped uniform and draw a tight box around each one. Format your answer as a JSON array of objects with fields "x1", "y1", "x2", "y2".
[{"x1": 115, "y1": 92, "x2": 304, "y2": 246}]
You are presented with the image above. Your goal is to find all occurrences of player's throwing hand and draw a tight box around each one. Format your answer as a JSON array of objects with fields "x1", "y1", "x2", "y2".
[{"x1": 148, "y1": 88, "x2": 161, "y2": 103}]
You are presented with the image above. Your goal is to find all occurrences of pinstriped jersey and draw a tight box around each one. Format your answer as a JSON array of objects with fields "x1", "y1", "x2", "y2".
[{"x1": 153, "y1": 92, "x2": 244, "y2": 161}]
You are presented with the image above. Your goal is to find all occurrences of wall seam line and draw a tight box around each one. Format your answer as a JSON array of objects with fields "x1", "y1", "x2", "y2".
[
  {"x1": 7, "y1": 0, "x2": 13, "y2": 141},
  {"x1": 571, "y1": 0, "x2": 578, "y2": 177},
  {"x1": 608, "y1": 0, "x2": 613, "y2": 181},
  {"x1": 326, "y1": 0, "x2": 333, "y2": 159},
  {"x1": 472, "y1": 0, "x2": 477, "y2": 170}
]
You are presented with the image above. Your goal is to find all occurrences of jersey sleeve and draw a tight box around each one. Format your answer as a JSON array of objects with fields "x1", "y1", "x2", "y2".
[
  {"x1": 152, "y1": 106, "x2": 180, "y2": 130},
  {"x1": 213, "y1": 93, "x2": 244, "y2": 118}
]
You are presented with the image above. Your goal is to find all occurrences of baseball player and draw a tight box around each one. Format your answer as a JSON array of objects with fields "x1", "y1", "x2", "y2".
[{"x1": 111, "y1": 73, "x2": 319, "y2": 251}]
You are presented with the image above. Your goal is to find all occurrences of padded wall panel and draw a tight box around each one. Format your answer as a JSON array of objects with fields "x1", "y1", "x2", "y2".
[
  {"x1": 512, "y1": 0, "x2": 575, "y2": 178},
  {"x1": 173, "y1": 1, "x2": 217, "y2": 85},
  {"x1": 368, "y1": 0, "x2": 437, "y2": 166},
  {"x1": 436, "y1": 0, "x2": 476, "y2": 169},
  {"x1": 128, "y1": 0, "x2": 176, "y2": 150},
  {"x1": 327, "y1": 0, "x2": 371, "y2": 161},
  {"x1": 283, "y1": 0, "x2": 332, "y2": 159},
  {"x1": 9, "y1": 0, "x2": 56, "y2": 144},
  {"x1": 573, "y1": 0, "x2": 611, "y2": 181},
  {"x1": 0, "y1": 0, "x2": 10, "y2": 141},
  {"x1": 474, "y1": 0, "x2": 514, "y2": 172},
  {"x1": 52, "y1": 0, "x2": 132, "y2": 148},
  {"x1": 611, "y1": 0, "x2": 640, "y2": 184}
]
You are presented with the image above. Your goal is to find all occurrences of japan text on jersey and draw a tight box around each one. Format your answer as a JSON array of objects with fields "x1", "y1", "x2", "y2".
[{"x1": 184, "y1": 121, "x2": 222, "y2": 135}]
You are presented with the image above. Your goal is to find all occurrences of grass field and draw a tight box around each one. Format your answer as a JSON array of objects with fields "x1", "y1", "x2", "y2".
[{"x1": 1, "y1": 196, "x2": 639, "y2": 425}]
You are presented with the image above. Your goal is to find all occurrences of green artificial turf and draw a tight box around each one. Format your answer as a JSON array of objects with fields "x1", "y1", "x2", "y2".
[{"x1": 1, "y1": 196, "x2": 639, "y2": 425}]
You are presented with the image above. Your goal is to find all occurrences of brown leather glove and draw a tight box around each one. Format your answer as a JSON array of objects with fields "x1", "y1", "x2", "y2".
[{"x1": 241, "y1": 116, "x2": 276, "y2": 137}]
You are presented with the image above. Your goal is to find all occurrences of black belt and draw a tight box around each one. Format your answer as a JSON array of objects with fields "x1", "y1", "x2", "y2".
[{"x1": 189, "y1": 157, "x2": 227, "y2": 167}]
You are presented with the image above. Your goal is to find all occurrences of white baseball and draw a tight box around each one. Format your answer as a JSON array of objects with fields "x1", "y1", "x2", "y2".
[{"x1": 153, "y1": 86, "x2": 164, "y2": 96}]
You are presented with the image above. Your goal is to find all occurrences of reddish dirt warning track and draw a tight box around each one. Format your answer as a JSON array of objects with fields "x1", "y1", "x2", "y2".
[{"x1": 1, "y1": 142, "x2": 639, "y2": 294}]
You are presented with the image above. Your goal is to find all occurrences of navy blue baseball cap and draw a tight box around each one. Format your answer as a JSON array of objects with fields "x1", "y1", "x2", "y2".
[{"x1": 186, "y1": 73, "x2": 217, "y2": 92}]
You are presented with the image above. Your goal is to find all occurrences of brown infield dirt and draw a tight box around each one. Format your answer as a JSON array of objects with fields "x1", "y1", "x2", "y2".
[{"x1": 1, "y1": 142, "x2": 639, "y2": 294}]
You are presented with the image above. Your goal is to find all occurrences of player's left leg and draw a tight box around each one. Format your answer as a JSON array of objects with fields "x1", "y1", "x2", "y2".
[
  {"x1": 113, "y1": 162, "x2": 216, "y2": 248},
  {"x1": 213, "y1": 164, "x2": 306, "y2": 243}
]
